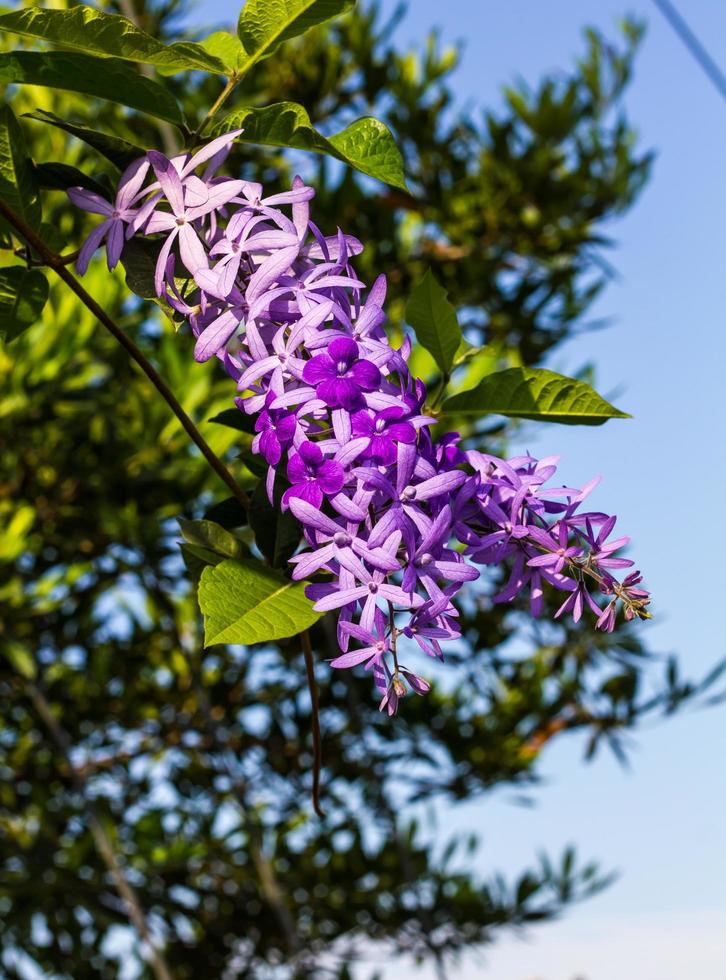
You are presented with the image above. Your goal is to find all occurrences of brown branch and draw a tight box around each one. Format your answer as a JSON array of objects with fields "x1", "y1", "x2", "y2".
[
  {"x1": 0, "y1": 198, "x2": 249, "y2": 510},
  {"x1": 301, "y1": 629, "x2": 325, "y2": 817},
  {"x1": 26, "y1": 680, "x2": 175, "y2": 980}
]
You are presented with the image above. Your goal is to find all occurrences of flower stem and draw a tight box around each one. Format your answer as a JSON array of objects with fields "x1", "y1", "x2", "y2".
[
  {"x1": 0, "y1": 198, "x2": 249, "y2": 510},
  {"x1": 192, "y1": 74, "x2": 239, "y2": 145},
  {"x1": 301, "y1": 629, "x2": 325, "y2": 817}
]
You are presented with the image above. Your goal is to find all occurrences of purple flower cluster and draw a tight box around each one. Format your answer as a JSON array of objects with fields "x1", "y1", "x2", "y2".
[{"x1": 70, "y1": 133, "x2": 651, "y2": 714}]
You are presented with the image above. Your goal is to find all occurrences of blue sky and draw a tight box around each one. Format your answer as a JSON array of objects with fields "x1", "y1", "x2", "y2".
[{"x1": 195, "y1": 2, "x2": 726, "y2": 977}]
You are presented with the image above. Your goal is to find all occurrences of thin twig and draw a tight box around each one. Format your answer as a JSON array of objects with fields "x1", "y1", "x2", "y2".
[
  {"x1": 25, "y1": 680, "x2": 174, "y2": 980},
  {"x1": 192, "y1": 75, "x2": 239, "y2": 144},
  {"x1": 301, "y1": 629, "x2": 325, "y2": 817},
  {"x1": 0, "y1": 198, "x2": 249, "y2": 510}
]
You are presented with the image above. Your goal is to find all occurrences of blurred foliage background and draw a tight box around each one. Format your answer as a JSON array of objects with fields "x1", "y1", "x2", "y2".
[{"x1": 0, "y1": 1, "x2": 723, "y2": 977}]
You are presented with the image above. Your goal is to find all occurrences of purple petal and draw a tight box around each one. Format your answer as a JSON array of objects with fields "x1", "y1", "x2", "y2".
[
  {"x1": 148, "y1": 150, "x2": 185, "y2": 217},
  {"x1": 105, "y1": 219, "x2": 125, "y2": 269},
  {"x1": 317, "y1": 378, "x2": 362, "y2": 410},
  {"x1": 327, "y1": 336, "x2": 358, "y2": 365},
  {"x1": 193, "y1": 308, "x2": 242, "y2": 362},
  {"x1": 246, "y1": 245, "x2": 298, "y2": 304},
  {"x1": 302, "y1": 354, "x2": 337, "y2": 385},
  {"x1": 116, "y1": 158, "x2": 150, "y2": 209},
  {"x1": 76, "y1": 219, "x2": 112, "y2": 274},
  {"x1": 349, "y1": 359, "x2": 381, "y2": 391},
  {"x1": 68, "y1": 187, "x2": 113, "y2": 216},
  {"x1": 178, "y1": 223, "x2": 208, "y2": 276},
  {"x1": 316, "y1": 460, "x2": 345, "y2": 495}
]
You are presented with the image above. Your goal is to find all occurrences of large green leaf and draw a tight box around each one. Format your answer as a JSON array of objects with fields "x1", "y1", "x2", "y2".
[
  {"x1": 405, "y1": 269, "x2": 462, "y2": 375},
  {"x1": 25, "y1": 110, "x2": 145, "y2": 172},
  {"x1": 198, "y1": 558, "x2": 321, "y2": 645},
  {"x1": 0, "y1": 6, "x2": 226, "y2": 75},
  {"x1": 213, "y1": 102, "x2": 406, "y2": 190},
  {"x1": 0, "y1": 52, "x2": 184, "y2": 125},
  {"x1": 441, "y1": 367, "x2": 630, "y2": 425},
  {"x1": 0, "y1": 267, "x2": 49, "y2": 343},
  {"x1": 0, "y1": 105, "x2": 41, "y2": 229},
  {"x1": 237, "y1": 0, "x2": 354, "y2": 74}
]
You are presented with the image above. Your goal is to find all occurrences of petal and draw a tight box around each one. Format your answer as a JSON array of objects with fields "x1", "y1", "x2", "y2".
[
  {"x1": 67, "y1": 187, "x2": 113, "y2": 216},
  {"x1": 316, "y1": 461, "x2": 345, "y2": 495},
  {"x1": 181, "y1": 129, "x2": 243, "y2": 176},
  {"x1": 75, "y1": 219, "x2": 111, "y2": 274},
  {"x1": 178, "y1": 223, "x2": 208, "y2": 276},
  {"x1": 148, "y1": 150, "x2": 185, "y2": 217},
  {"x1": 328, "y1": 336, "x2": 359, "y2": 364},
  {"x1": 330, "y1": 646, "x2": 378, "y2": 669},
  {"x1": 116, "y1": 157, "x2": 150, "y2": 209},
  {"x1": 246, "y1": 245, "x2": 298, "y2": 304},
  {"x1": 318, "y1": 378, "x2": 361, "y2": 410},
  {"x1": 313, "y1": 587, "x2": 367, "y2": 612},
  {"x1": 302, "y1": 353, "x2": 337, "y2": 385},
  {"x1": 193, "y1": 309, "x2": 242, "y2": 362},
  {"x1": 350, "y1": 359, "x2": 381, "y2": 391},
  {"x1": 105, "y1": 219, "x2": 125, "y2": 269},
  {"x1": 283, "y1": 481, "x2": 323, "y2": 509}
]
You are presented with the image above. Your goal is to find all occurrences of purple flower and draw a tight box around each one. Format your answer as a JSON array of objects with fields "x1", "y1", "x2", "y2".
[
  {"x1": 143, "y1": 150, "x2": 245, "y2": 294},
  {"x1": 253, "y1": 392, "x2": 297, "y2": 466},
  {"x1": 302, "y1": 337, "x2": 381, "y2": 410},
  {"x1": 350, "y1": 407, "x2": 416, "y2": 465},
  {"x1": 69, "y1": 158, "x2": 149, "y2": 273},
  {"x1": 281, "y1": 441, "x2": 344, "y2": 508}
]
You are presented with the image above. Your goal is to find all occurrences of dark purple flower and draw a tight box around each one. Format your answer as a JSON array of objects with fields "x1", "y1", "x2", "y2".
[
  {"x1": 253, "y1": 392, "x2": 297, "y2": 466},
  {"x1": 282, "y1": 441, "x2": 344, "y2": 509},
  {"x1": 302, "y1": 337, "x2": 381, "y2": 410},
  {"x1": 350, "y1": 406, "x2": 416, "y2": 465}
]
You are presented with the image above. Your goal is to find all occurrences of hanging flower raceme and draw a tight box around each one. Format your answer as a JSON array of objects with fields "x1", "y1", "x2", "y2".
[{"x1": 69, "y1": 133, "x2": 651, "y2": 714}]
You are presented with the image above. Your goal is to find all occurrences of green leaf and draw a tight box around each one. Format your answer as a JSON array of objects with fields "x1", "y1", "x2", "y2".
[
  {"x1": 0, "y1": 105, "x2": 41, "y2": 229},
  {"x1": 0, "y1": 267, "x2": 49, "y2": 343},
  {"x1": 0, "y1": 6, "x2": 227, "y2": 75},
  {"x1": 237, "y1": 0, "x2": 354, "y2": 74},
  {"x1": 178, "y1": 518, "x2": 249, "y2": 559},
  {"x1": 249, "y1": 479, "x2": 301, "y2": 569},
  {"x1": 121, "y1": 237, "x2": 163, "y2": 299},
  {"x1": 441, "y1": 367, "x2": 630, "y2": 425},
  {"x1": 25, "y1": 110, "x2": 145, "y2": 172},
  {"x1": 208, "y1": 407, "x2": 257, "y2": 435},
  {"x1": 198, "y1": 32, "x2": 245, "y2": 74},
  {"x1": 198, "y1": 558, "x2": 321, "y2": 645},
  {"x1": 405, "y1": 269, "x2": 462, "y2": 375},
  {"x1": 34, "y1": 161, "x2": 111, "y2": 199},
  {"x1": 0, "y1": 52, "x2": 184, "y2": 125},
  {"x1": 213, "y1": 102, "x2": 406, "y2": 190}
]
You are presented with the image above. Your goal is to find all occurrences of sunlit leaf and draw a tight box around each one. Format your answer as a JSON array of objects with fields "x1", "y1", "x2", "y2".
[
  {"x1": 198, "y1": 558, "x2": 321, "y2": 645},
  {"x1": 442, "y1": 367, "x2": 630, "y2": 424},
  {"x1": 0, "y1": 52, "x2": 184, "y2": 125},
  {"x1": 213, "y1": 102, "x2": 406, "y2": 190},
  {"x1": 0, "y1": 6, "x2": 226, "y2": 74}
]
